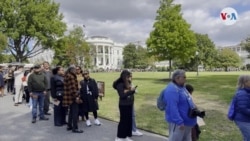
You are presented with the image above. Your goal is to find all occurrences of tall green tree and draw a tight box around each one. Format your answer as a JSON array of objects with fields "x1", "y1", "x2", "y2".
[
  {"x1": 52, "y1": 26, "x2": 94, "y2": 68},
  {"x1": 0, "y1": 0, "x2": 66, "y2": 62},
  {"x1": 217, "y1": 48, "x2": 241, "y2": 71},
  {"x1": 0, "y1": 33, "x2": 8, "y2": 62},
  {"x1": 0, "y1": 33, "x2": 7, "y2": 51},
  {"x1": 195, "y1": 33, "x2": 217, "y2": 69},
  {"x1": 146, "y1": 0, "x2": 197, "y2": 78},
  {"x1": 123, "y1": 44, "x2": 137, "y2": 68}
]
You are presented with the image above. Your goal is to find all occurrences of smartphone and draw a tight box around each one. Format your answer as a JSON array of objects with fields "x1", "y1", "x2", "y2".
[{"x1": 134, "y1": 85, "x2": 138, "y2": 89}]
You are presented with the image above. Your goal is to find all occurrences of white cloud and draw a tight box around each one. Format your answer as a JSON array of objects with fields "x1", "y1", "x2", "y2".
[{"x1": 55, "y1": 0, "x2": 250, "y2": 46}]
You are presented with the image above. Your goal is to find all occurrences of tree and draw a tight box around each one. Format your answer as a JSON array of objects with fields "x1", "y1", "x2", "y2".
[
  {"x1": 217, "y1": 48, "x2": 241, "y2": 71},
  {"x1": 241, "y1": 37, "x2": 250, "y2": 57},
  {"x1": 0, "y1": 33, "x2": 8, "y2": 62},
  {"x1": 0, "y1": 0, "x2": 66, "y2": 62},
  {"x1": 146, "y1": 0, "x2": 197, "y2": 78},
  {"x1": 52, "y1": 26, "x2": 94, "y2": 68},
  {"x1": 195, "y1": 33, "x2": 217, "y2": 69},
  {"x1": 123, "y1": 44, "x2": 137, "y2": 68}
]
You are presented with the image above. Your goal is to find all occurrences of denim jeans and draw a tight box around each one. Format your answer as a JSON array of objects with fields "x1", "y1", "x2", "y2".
[
  {"x1": 32, "y1": 92, "x2": 45, "y2": 119},
  {"x1": 132, "y1": 106, "x2": 137, "y2": 132},
  {"x1": 235, "y1": 121, "x2": 250, "y2": 141}
]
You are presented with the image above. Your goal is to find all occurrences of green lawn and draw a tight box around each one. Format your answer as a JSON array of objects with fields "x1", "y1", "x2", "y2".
[{"x1": 91, "y1": 71, "x2": 247, "y2": 141}]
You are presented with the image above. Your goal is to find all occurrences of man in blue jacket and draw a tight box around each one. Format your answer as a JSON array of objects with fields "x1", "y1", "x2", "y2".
[{"x1": 164, "y1": 69, "x2": 197, "y2": 141}]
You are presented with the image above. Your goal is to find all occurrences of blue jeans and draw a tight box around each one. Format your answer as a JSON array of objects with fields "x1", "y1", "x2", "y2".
[
  {"x1": 132, "y1": 106, "x2": 137, "y2": 132},
  {"x1": 32, "y1": 92, "x2": 45, "y2": 119},
  {"x1": 235, "y1": 121, "x2": 250, "y2": 141}
]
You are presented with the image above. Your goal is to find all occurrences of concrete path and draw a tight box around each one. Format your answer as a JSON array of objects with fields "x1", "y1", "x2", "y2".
[{"x1": 0, "y1": 93, "x2": 168, "y2": 141}]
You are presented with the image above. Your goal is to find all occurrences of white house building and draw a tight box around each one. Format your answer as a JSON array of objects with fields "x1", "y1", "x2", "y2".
[
  {"x1": 86, "y1": 36, "x2": 124, "y2": 69},
  {"x1": 28, "y1": 48, "x2": 55, "y2": 64},
  {"x1": 28, "y1": 36, "x2": 124, "y2": 69}
]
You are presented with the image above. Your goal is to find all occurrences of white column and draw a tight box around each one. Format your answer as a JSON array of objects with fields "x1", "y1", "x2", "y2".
[
  {"x1": 95, "y1": 45, "x2": 98, "y2": 66},
  {"x1": 108, "y1": 46, "x2": 111, "y2": 68},
  {"x1": 102, "y1": 45, "x2": 105, "y2": 68}
]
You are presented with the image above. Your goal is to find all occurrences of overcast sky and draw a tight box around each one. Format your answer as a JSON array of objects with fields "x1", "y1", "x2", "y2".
[{"x1": 54, "y1": 0, "x2": 250, "y2": 47}]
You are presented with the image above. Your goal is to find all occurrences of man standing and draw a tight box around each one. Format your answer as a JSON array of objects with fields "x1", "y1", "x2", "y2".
[
  {"x1": 63, "y1": 67, "x2": 83, "y2": 133},
  {"x1": 164, "y1": 69, "x2": 197, "y2": 141},
  {"x1": 28, "y1": 65, "x2": 49, "y2": 123},
  {"x1": 14, "y1": 65, "x2": 24, "y2": 106},
  {"x1": 42, "y1": 62, "x2": 53, "y2": 115}
]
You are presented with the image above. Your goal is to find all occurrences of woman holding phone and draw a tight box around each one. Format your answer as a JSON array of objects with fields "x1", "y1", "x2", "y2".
[{"x1": 113, "y1": 70, "x2": 136, "y2": 141}]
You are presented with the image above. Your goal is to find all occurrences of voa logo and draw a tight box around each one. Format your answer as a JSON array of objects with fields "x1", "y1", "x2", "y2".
[{"x1": 220, "y1": 7, "x2": 238, "y2": 25}]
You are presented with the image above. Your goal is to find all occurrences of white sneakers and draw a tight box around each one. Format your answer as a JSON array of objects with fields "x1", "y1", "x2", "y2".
[
  {"x1": 115, "y1": 137, "x2": 133, "y2": 141},
  {"x1": 132, "y1": 130, "x2": 143, "y2": 136},
  {"x1": 86, "y1": 120, "x2": 91, "y2": 127},
  {"x1": 125, "y1": 137, "x2": 133, "y2": 141},
  {"x1": 94, "y1": 119, "x2": 101, "y2": 126},
  {"x1": 86, "y1": 119, "x2": 101, "y2": 127}
]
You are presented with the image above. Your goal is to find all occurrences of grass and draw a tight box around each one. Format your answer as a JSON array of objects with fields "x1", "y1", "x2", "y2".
[{"x1": 90, "y1": 71, "x2": 247, "y2": 141}]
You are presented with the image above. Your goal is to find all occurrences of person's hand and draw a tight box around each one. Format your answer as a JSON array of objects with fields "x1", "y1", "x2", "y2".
[
  {"x1": 30, "y1": 92, "x2": 33, "y2": 97},
  {"x1": 43, "y1": 91, "x2": 47, "y2": 95},
  {"x1": 131, "y1": 86, "x2": 137, "y2": 91}
]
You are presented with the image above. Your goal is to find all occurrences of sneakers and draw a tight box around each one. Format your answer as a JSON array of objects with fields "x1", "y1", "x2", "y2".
[
  {"x1": 125, "y1": 137, "x2": 134, "y2": 141},
  {"x1": 31, "y1": 118, "x2": 36, "y2": 123},
  {"x1": 94, "y1": 119, "x2": 101, "y2": 126},
  {"x1": 115, "y1": 137, "x2": 126, "y2": 141},
  {"x1": 39, "y1": 117, "x2": 49, "y2": 120},
  {"x1": 86, "y1": 120, "x2": 91, "y2": 127},
  {"x1": 132, "y1": 130, "x2": 143, "y2": 136}
]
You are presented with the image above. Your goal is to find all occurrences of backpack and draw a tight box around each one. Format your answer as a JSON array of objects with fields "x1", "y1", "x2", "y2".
[{"x1": 157, "y1": 89, "x2": 166, "y2": 111}]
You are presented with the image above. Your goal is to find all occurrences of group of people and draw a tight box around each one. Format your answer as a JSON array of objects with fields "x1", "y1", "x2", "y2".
[{"x1": 27, "y1": 63, "x2": 104, "y2": 133}]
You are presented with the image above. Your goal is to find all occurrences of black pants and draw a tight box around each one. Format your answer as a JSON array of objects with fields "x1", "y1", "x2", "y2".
[
  {"x1": 44, "y1": 91, "x2": 50, "y2": 113},
  {"x1": 85, "y1": 111, "x2": 98, "y2": 119},
  {"x1": 68, "y1": 102, "x2": 79, "y2": 130},
  {"x1": 24, "y1": 86, "x2": 30, "y2": 103},
  {"x1": 7, "y1": 79, "x2": 14, "y2": 93},
  {"x1": 54, "y1": 100, "x2": 67, "y2": 126},
  {"x1": 117, "y1": 105, "x2": 133, "y2": 138}
]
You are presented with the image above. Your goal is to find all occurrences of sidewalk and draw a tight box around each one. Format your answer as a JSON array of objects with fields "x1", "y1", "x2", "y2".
[{"x1": 0, "y1": 94, "x2": 168, "y2": 141}]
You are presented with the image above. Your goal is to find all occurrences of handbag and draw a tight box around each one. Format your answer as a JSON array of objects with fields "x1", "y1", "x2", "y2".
[{"x1": 56, "y1": 91, "x2": 64, "y2": 97}]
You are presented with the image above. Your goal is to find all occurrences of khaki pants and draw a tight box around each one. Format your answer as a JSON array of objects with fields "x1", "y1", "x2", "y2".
[{"x1": 14, "y1": 85, "x2": 23, "y2": 103}]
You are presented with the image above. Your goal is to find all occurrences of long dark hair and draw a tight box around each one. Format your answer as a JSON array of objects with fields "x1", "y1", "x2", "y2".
[
  {"x1": 52, "y1": 66, "x2": 62, "y2": 75},
  {"x1": 113, "y1": 70, "x2": 132, "y2": 90}
]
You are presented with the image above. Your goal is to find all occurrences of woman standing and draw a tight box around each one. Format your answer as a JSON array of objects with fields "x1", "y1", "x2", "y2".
[
  {"x1": 51, "y1": 66, "x2": 66, "y2": 126},
  {"x1": 113, "y1": 70, "x2": 136, "y2": 141},
  {"x1": 80, "y1": 70, "x2": 100, "y2": 126},
  {"x1": 234, "y1": 75, "x2": 250, "y2": 141}
]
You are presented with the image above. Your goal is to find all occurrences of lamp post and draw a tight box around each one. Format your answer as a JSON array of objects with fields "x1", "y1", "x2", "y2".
[{"x1": 196, "y1": 51, "x2": 199, "y2": 76}]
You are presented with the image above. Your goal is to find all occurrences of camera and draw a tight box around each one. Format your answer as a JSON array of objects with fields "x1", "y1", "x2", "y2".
[{"x1": 188, "y1": 108, "x2": 206, "y2": 118}]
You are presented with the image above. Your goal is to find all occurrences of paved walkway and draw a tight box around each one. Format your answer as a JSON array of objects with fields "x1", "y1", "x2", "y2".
[{"x1": 0, "y1": 93, "x2": 168, "y2": 141}]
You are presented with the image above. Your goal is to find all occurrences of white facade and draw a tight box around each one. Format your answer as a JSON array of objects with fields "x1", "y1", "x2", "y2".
[
  {"x1": 86, "y1": 36, "x2": 124, "y2": 69},
  {"x1": 217, "y1": 45, "x2": 250, "y2": 65},
  {"x1": 28, "y1": 49, "x2": 55, "y2": 64},
  {"x1": 28, "y1": 36, "x2": 124, "y2": 69}
]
